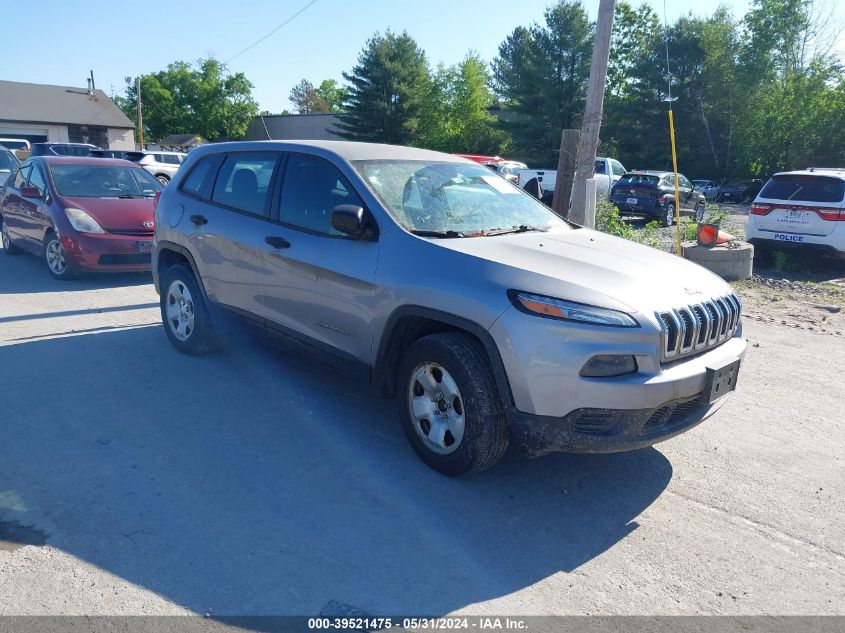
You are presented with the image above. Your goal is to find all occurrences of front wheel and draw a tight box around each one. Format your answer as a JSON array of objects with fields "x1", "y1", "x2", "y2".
[
  {"x1": 694, "y1": 203, "x2": 705, "y2": 223},
  {"x1": 397, "y1": 333, "x2": 509, "y2": 476},
  {"x1": 160, "y1": 264, "x2": 216, "y2": 354},
  {"x1": 1, "y1": 218, "x2": 22, "y2": 255},
  {"x1": 156, "y1": 174, "x2": 170, "y2": 186},
  {"x1": 660, "y1": 203, "x2": 676, "y2": 227},
  {"x1": 43, "y1": 233, "x2": 75, "y2": 279}
]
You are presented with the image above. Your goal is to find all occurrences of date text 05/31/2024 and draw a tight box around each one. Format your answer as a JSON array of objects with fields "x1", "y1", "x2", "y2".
[{"x1": 307, "y1": 617, "x2": 529, "y2": 630}]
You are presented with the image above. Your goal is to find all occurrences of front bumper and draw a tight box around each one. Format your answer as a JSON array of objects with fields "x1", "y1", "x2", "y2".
[
  {"x1": 61, "y1": 232, "x2": 153, "y2": 272},
  {"x1": 490, "y1": 305, "x2": 748, "y2": 455},
  {"x1": 506, "y1": 391, "x2": 727, "y2": 457}
]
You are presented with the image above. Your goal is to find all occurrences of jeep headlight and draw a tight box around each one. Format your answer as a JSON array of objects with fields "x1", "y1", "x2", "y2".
[{"x1": 510, "y1": 291, "x2": 639, "y2": 327}]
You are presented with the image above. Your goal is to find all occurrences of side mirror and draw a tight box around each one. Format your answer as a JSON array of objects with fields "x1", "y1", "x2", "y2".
[
  {"x1": 331, "y1": 204, "x2": 372, "y2": 238},
  {"x1": 20, "y1": 186, "x2": 42, "y2": 199}
]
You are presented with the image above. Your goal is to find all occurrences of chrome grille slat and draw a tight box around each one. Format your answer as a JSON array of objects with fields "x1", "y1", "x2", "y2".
[{"x1": 657, "y1": 294, "x2": 742, "y2": 363}]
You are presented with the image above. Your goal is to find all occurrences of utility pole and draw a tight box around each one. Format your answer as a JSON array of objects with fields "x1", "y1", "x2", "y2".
[
  {"x1": 136, "y1": 76, "x2": 144, "y2": 150},
  {"x1": 570, "y1": 0, "x2": 616, "y2": 227},
  {"x1": 552, "y1": 129, "x2": 580, "y2": 217}
]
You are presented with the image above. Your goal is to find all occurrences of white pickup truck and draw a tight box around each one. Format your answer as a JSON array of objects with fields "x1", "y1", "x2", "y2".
[{"x1": 516, "y1": 156, "x2": 627, "y2": 201}]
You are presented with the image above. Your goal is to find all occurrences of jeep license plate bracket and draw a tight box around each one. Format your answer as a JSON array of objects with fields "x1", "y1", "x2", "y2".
[{"x1": 705, "y1": 358, "x2": 741, "y2": 404}]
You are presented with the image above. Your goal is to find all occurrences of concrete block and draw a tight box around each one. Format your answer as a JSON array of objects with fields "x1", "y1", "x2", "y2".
[{"x1": 681, "y1": 241, "x2": 754, "y2": 280}]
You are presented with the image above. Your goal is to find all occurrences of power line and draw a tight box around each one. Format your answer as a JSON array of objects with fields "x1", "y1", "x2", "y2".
[{"x1": 225, "y1": 0, "x2": 318, "y2": 64}]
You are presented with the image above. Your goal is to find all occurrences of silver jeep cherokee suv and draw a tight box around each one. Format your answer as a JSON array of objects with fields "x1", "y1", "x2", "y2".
[{"x1": 152, "y1": 141, "x2": 747, "y2": 476}]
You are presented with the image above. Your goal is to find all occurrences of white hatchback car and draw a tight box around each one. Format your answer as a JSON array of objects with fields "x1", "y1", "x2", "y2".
[{"x1": 747, "y1": 169, "x2": 845, "y2": 258}]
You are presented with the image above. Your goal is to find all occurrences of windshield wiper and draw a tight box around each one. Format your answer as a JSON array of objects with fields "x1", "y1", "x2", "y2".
[
  {"x1": 116, "y1": 194, "x2": 146, "y2": 198},
  {"x1": 483, "y1": 225, "x2": 549, "y2": 236},
  {"x1": 410, "y1": 229, "x2": 468, "y2": 238}
]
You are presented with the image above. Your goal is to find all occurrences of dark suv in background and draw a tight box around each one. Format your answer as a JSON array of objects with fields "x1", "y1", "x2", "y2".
[{"x1": 610, "y1": 171, "x2": 706, "y2": 226}]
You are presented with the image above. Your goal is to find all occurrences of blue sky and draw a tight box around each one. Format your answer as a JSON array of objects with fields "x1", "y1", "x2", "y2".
[{"x1": 2, "y1": 0, "x2": 841, "y2": 112}]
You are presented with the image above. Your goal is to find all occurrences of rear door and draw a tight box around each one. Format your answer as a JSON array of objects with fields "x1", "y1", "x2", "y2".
[
  {"x1": 751, "y1": 174, "x2": 845, "y2": 238},
  {"x1": 1, "y1": 164, "x2": 33, "y2": 248},
  {"x1": 183, "y1": 151, "x2": 283, "y2": 316}
]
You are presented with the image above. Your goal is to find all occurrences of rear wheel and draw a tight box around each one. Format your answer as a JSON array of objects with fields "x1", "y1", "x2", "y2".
[
  {"x1": 694, "y1": 203, "x2": 705, "y2": 223},
  {"x1": 156, "y1": 174, "x2": 170, "y2": 186},
  {"x1": 43, "y1": 232, "x2": 75, "y2": 279},
  {"x1": 660, "y1": 203, "x2": 676, "y2": 227},
  {"x1": 398, "y1": 333, "x2": 509, "y2": 476},
  {"x1": 160, "y1": 263, "x2": 215, "y2": 354},
  {"x1": 1, "y1": 218, "x2": 22, "y2": 255}
]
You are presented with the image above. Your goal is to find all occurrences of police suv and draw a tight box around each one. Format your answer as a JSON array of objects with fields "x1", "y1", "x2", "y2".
[{"x1": 747, "y1": 169, "x2": 845, "y2": 258}]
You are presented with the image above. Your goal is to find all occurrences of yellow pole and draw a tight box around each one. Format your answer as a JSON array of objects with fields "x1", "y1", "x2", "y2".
[{"x1": 668, "y1": 108, "x2": 681, "y2": 255}]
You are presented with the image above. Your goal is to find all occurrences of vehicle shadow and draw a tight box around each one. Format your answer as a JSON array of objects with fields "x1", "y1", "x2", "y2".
[
  {"x1": 0, "y1": 324, "x2": 673, "y2": 616},
  {"x1": 0, "y1": 244, "x2": 152, "y2": 295}
]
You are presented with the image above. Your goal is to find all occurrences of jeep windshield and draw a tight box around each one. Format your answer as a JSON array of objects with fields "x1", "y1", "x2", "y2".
[{"x1": 355, "y1": 160, "x2": 568, "y2": 236}]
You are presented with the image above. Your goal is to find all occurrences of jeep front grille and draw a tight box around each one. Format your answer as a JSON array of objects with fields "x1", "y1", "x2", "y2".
[{"x1": 657, "y1": 294, "x2": 741, "y2": 362}]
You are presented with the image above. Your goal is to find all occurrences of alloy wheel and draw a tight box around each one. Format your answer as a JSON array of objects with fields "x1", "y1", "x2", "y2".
[
  {"x1": 46, "y1": 239, "x2": 67, "y2": 275},
  {"x1": 1, "y1": 221, "x2": 9, "y2": 250},
  {"x1": 407, "y1": 362, "x2": 466, "y2": 455}
]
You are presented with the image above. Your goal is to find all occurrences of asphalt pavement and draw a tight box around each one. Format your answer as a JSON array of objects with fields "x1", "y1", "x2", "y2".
[{"x1": 0, "y1": 247, "x2": 842, "y2": 616}]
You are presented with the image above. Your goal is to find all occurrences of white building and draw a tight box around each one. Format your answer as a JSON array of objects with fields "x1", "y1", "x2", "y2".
[{"x1": 0, "y1": 80, "x2": 135, "y2": 149}]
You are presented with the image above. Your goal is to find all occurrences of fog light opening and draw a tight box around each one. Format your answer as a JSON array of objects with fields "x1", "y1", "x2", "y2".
[{"x1": 580, "y1": 354, "x2": 638, "y2": 378}]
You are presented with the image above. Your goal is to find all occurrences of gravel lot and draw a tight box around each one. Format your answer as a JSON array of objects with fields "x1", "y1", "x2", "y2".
[{"x1": 0, "y1": 244, "x2": 843, "y2": 616}]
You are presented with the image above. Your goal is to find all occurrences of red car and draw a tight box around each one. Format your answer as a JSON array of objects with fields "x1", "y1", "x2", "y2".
[{"x1": 0, "y1": 156, "x2": 162, "y2": 279}]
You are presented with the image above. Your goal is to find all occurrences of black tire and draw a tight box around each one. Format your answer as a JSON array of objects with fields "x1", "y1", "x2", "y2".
[
  {"x1": 660, "y1": 203, "x2": 676, "y2": 227},
  {"x1": 397, "y1": 332, "x2": 509, "y2": 476},
  {"x1": 1, "y1": 217, "x2": 22, "y2": 255},
  {"x1": 156, "y1": 174, "x2": 170, "y2": 186},
  {"x1": 694, "y1": 203, "x2": 705, "y2": 223},
  {"x1": 159, "y1": 263, "x2": 216, "y2": 354},
  {"x1": 43, "y1": 231, "x2": 76, "y2": 280}
]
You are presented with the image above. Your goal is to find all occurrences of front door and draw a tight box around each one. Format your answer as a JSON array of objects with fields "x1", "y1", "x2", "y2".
[{"x1": 257, "y1": 152, "x2": 379, "y2": 369}]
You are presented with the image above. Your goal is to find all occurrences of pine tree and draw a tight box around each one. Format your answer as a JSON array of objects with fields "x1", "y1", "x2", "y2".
[{"x1": 337, "y1": 31, "x2": 430, "y2": 144}]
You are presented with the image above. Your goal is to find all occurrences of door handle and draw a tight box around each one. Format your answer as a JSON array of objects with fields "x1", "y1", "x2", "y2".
[
  {"x1": 190, "y1": 214, "x2": 208, "y2": 226},
  {"x1": 265, "y1": 236, "x2": 291, "y2": 249}
]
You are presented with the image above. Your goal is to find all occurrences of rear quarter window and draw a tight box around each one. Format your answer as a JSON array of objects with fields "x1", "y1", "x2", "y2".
[{"x1": 759, "y1": 175, "x2": 845, "y2": 203}]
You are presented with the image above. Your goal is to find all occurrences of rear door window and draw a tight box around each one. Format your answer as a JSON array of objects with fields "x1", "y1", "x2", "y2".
[
  {"x1": 611, "y1": 160, "x2": 626, "y2": 176},
  {"x1": 211, "y1": 153, "x2": 279, "y2": 216},
  {"x1": 181, "y1": 156, "x2": 221, "y2": 199},
  {"x1": 594, "y1": 160, "x2": 607, "y2": 174},
  {"x1": 758, "y1": 175, "x2": 845, "y2": 203}
]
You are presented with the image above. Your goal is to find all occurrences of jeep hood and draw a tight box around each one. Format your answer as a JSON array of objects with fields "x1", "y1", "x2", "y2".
[{"x1": 433, "y1": 227, "x2": 734, "y2": 319}]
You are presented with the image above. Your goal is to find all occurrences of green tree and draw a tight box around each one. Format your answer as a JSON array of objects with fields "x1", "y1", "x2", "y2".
[
  {"x1": 493, "y1": 1, "x2": 594, "y2": 165},
  {"x1": 116, "y1": 58, "x2": 258, "y2": 142},
  {"x1": 316, "y1": 79, "x2": 347, "y2": 113},
  {"x1": 337, "y1": 30, "x2": 430, "y2": 144},
  {"x1": 417, "y1": 53, "x2": 510, "y2": 154}
]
